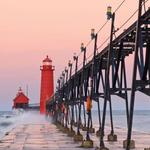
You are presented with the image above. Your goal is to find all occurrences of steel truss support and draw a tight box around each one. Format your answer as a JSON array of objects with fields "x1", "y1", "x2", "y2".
[
  {"x1": 126, "y1": 0, "x2": 143, "y2": 149},
  {"x1": 46, "y1": 2, "x2": 150, "y2": 149},
  {"x1": 100, "y1": 12, "x2": 116, "y2": 149}
]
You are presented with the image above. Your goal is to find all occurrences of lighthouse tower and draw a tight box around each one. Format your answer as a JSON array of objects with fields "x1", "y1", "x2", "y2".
[{"x1": 40, "y1": 56, "x2": 54, "y2": 114}]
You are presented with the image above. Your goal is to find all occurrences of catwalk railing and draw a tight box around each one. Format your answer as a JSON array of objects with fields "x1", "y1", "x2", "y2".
[
  {"x1": 46, "y1": 1, "x2": 150, "y2": 150},
  {"x1": 28, "y1": 103, "x2": 40, "y2": 110}
]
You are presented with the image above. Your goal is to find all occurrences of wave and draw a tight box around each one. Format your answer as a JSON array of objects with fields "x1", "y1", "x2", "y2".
[
  {"x1": 0, "y1": 110, "x2": 48, "y2": 138},
  {"x1": 0, "y1": 121, "x2": 13, "y2": 127}
]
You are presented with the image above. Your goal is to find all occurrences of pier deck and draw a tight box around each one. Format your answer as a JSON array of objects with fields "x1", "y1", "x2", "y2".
[
  {"x1": 0, "y1": 121, "x2": 149, "y2": 150},
  {"x1": 0, "y1": 122, "x2": 89, "y2": 150}
]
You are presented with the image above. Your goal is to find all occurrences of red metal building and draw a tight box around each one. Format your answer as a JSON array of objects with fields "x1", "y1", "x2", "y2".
[
  {"x1": 13, "y1": 87, "x2": 29, "y2": 109},
  {"x1": 40, "y1": 56, "x2": 54, "y2": 114}
]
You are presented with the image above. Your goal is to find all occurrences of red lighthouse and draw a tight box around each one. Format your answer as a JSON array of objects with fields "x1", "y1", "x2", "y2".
[
  {"x1": 40, "y1": 55, "x2": 54, "y2": 114},
  {"x1": 13, "y1": 87, "x2": 29, "y2": 109}
]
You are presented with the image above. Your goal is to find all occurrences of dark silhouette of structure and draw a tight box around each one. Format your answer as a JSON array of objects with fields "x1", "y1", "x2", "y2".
[{"x1": 46, "y1": 1, "x2": 150, "y2": 150}]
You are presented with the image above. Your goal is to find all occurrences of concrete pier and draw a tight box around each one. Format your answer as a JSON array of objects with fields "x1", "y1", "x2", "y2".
[
  {"x1": 0, "y1": 123, "x2": 88, "y2": 150},
  {"x1": 0, "y1": 115, "x2": 150, "y2": 150}
]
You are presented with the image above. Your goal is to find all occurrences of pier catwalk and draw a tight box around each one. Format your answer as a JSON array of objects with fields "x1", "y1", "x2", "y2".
[{"x1": 0, "y1": 113, "x2": 150, "y2": 150}]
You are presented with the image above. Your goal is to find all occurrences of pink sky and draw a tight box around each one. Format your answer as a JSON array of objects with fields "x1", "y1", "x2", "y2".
[{"x1": 0, "y1": 0, "x2": 150, "y2": 110}]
